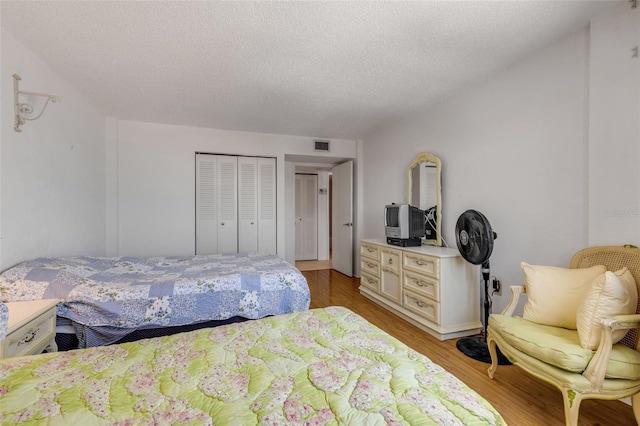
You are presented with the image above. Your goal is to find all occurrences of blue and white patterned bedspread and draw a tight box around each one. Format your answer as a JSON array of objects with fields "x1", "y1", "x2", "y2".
[{"x1": 0, "y1": 253, "x2": 310, "y2": 346}]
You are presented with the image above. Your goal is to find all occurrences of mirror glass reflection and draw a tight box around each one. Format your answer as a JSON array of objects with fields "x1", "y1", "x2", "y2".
[{"x1": 408, "y1": 152, "x2": 442, "y2": 246}]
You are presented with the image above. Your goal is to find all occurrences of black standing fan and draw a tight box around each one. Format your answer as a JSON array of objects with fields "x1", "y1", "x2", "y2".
[{"x1": 455, "y1": 209, "x2": 510, "y2": 365}]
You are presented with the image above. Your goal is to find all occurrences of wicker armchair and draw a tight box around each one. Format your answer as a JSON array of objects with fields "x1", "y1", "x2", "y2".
[{"x1": 487, "y1": 245, "x2": 640, "y2": 426}]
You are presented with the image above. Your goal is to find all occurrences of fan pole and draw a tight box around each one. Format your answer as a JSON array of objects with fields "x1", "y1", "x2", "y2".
[
  {"x1": 481, "y1": 260, "x2": 491, "y2": 342},
  {"x1": 455, "y1": 259, "x2": 510, "y2": 364}
]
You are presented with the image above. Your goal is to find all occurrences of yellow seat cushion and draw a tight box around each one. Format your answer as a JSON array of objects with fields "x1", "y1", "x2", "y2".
[{"x1": 489, "y1": 314, "x2": 640, "y2": 380}]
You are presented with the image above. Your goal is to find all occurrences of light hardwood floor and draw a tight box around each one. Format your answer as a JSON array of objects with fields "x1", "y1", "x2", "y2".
[
  {"x1": 303, "y1": 268, "x2": 636, "y2": 426},
  {"x1": 295, "y1": 258, "x2": 332, "y2": 271}
]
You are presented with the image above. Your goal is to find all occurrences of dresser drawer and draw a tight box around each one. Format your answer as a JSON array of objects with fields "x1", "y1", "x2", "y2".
[
  {"x1": 2, "y1": 308, "x2": 56, "y2": 358},
  {"x1": 404, "y1": 290, "x2": 440, "y2": 325},
  {"x1": 361, "y1": 258, "x2": 380, "y2": 277},
  {"x1": 403, "y1": 270, "x2": 440, "y2": 302},
  {"x1": 361, "y1": 243, "x2": 380, "y2": 261},
  {"x1": 403, "y1": 252, "x2": 439, "y2": 278},
  {"x1": 360, "y1": 272, "x2": 380, "y2": 292},
  {"x1": 380, "y1": 248, "x2": 401, "y2": 274}
]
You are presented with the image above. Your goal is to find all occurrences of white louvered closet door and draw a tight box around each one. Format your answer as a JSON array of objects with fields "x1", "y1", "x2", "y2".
[
  {"x1": 216, "y1": 156, "x2": 238, "y2": 254},
  {"x1": 196, "y1": 154, "x2": 218, "y2": 254},
  {"x1": 197, "y1": 154, "x2": 276, "y2": 255},
  {"x1": 257, "y1": 158, "x2": 276, "y2": 254},
  {"x1": 238, "y1": 157, "x2": 258, "y2": 253}
]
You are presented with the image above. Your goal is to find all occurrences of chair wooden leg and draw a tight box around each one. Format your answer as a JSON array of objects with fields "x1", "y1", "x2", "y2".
[
  {"x1": 486, "y1": 335, "x2": 498, "y2": 379},
  {"x1": 562, "y1": 388, "x2": 581, "y2": 426},
  {"x1": 632, "y1": 393, "x2": 640, "y2": 424}
]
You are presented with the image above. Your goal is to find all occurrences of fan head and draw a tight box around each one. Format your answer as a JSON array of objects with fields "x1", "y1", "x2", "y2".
[{"x1": 455, "y1": 210, "x2": 495, "y2": 265}]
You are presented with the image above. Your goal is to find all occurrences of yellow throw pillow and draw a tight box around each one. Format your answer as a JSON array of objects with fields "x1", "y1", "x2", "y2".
[
  {"x1": 522, "y1": 262, "x2": 606, "y2": 329},
  {"x1": 577, "y1": 268, "x2": 638, "y2": 350}
]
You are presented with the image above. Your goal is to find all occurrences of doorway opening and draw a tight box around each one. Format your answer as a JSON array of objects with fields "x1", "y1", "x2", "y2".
[
  {"x1": 296, "y1": 175, "x2": 333, "y2": 271},
  {"x1": 287, "y1": 155, "x2": 353, "y2": 276},
  {"x1": 295, "y1": 173, "x2": 332, "y2": 271}
]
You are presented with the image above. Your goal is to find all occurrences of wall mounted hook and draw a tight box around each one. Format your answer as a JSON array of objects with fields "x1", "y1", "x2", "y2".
[{"x1": 13, "y1": 74, "x2": 61, "y2": 132}]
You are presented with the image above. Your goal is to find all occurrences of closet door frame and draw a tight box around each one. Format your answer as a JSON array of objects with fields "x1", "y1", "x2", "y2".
[{"x1": 196, "y1": 153, "x2": 276, "y2": 255}]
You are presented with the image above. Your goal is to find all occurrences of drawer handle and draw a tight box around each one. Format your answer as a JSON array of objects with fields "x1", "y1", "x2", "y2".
[
  {"x1": 367, "y1": 278, "x2": 375, "y2": 284},
  {"x1": 414, "y1": 280, "x2": 428, "y2": 287},
  {"x1": 388, "y1": 258, "x2": 393, "y2": 265},
  {"x1": 17, "y1": 327, "x2": 40, "y2": 347},
  {"x1": 414, "y1": 259, "x2": 427, "y2": 266},
  {"x1": 366, "y1": 262, "x2": 375, "y2": 268},
  {"x1": 367, "y1": 248, "x2": 375, "y2": 253},
  {"x1": 407, "y1": 295, "x2": 428, "y2": 308}
]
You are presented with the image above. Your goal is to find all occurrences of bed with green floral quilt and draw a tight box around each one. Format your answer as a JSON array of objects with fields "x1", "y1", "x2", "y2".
[{"x1": 0, "y1": 306, "x2": 505, "y2": 425}]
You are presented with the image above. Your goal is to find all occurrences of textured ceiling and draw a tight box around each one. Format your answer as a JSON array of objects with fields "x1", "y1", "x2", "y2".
[{"x1": 1, "y1": 1, "x2": 620, "y2": 140}]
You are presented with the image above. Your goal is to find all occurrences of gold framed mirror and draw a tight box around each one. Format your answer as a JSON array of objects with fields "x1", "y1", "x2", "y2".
[{"x1": 407, "y1": 152, "x2": 442, "y2": 246}]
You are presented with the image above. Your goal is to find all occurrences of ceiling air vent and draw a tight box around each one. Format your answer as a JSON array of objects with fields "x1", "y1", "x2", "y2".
[{"x1": 314, "y1": 139, "x2": 330, "y2": 152}]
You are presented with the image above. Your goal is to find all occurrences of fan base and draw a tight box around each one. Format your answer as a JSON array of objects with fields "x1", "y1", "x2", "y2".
[{"x1": 456, "y1": 336, "x2": 511, "y2": 365}]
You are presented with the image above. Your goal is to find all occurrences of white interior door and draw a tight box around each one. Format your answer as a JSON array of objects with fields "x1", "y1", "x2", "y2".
[
  {"x1": 197, "y1": 154, "x2": 276, "y2": 255},
  {"x1": 332, "y1": 161, "x2": 353, "y2": 276},
  {"x1": 238, "y1": 156, "x2": 258, "y2": 253},
  {"x1": 216, "y1": 156, "x2": 238, "y2": 254},
  {"x1": 295, "y1": 174, "x2": 318, "y2": 260},
  {"x1": 257, "y1": 158, "x2": 277, "y2": 254},
  {"x1": 195, "y1": 154, "x2": 217, "y2": 254},
  {"x1": 295, "y1": 174, "x2": 304, "y2": 260}
]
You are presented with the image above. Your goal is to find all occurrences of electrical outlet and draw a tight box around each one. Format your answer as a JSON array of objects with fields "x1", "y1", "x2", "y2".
[{"x1": 492, "y1": 278, "x2": 502, "y2": 296}]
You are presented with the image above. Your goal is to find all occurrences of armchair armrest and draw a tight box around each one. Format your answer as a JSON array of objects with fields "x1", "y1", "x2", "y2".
[
  {"x1": 583, "y1": 314, "x2": 640, "y2": 389},
  {"x1": 610, "y1": 314, "x2": 640, "y2": 328},
  {"x1": 500, "y1": 285, "x2": 526, "y2": 317}
]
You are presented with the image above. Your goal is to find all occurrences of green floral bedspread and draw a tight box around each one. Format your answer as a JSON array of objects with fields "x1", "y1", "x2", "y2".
[{"x1": 0, "y1": 307, "x2": 506, "y2": 425}]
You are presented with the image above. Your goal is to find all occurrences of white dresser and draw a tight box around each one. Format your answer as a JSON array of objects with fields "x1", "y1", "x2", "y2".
[{"x1": 360, "y1": 239, "x2": 481, "y2": 340}]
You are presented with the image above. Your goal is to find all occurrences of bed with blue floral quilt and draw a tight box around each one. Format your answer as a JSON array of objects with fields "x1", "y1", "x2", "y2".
[
  {"x1": 0, "y1": 253, "x2": 310, "y2": 348},
  {"x1": 0, "y1": 306, "x2": 505, "y2": 425}
]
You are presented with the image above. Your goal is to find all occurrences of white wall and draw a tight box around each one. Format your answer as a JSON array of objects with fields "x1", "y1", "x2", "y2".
[
  {"x1": 0, "y1": 29, "x2": 107, "y2": 270},
  {"x1": 0, "y1": 23, "x2": 357, "y2": 266},
  {"x1": 113, "y1": 120, "x2": 357, "y2": 257},
  {"x1": 3, "y1": 4, "x2": 635, "y2": 285},
  {"x1": 105, "y1": 116, "x2": 119, "y2": 256},
  {"x1": 362, "y1": 6, "x2": 640, "y2": 314},
  {"x1": 588, "y1": 4, "x2": 640, "y2": 245},
  {"x1": 363, "y1": 28, "x2": 593, "y2": 314},
  {"x1": 283, "y1": 161, "x2": 296, "y2": 264},
  {"x1": 317, "y1": 171, "x2": 330, "y2": 261}
]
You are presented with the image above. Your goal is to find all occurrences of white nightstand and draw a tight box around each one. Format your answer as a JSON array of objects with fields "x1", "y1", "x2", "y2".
[{"x1": 1, "y1": 299, "x2": 59, "y2": 359}]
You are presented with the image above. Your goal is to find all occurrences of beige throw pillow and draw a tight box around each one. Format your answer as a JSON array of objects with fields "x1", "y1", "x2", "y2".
[
  {"x1": 522, "y1": 262, "x2": 606, "y2": 329},
  {"x1": 576, "y1": 268, "x2": 638, "y2": 350}
]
